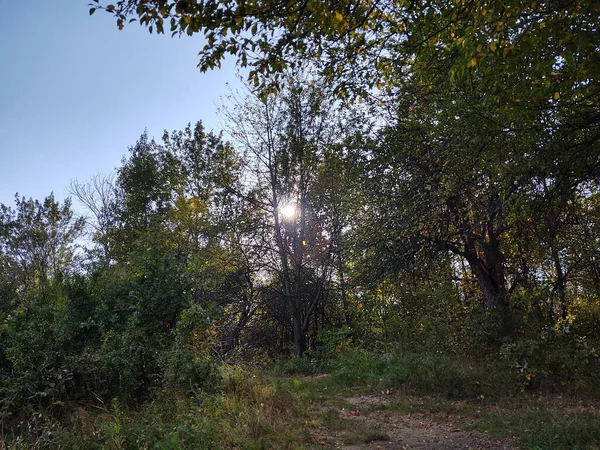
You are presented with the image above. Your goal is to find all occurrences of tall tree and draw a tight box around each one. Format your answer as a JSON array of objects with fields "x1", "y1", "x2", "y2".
[
  {"x1": 69, "y1": 173, "x2": 118, "y2": 262},
  {"x1": 224, "y1": 77, "x2": 346, "y2": 356},
  {"x1": 0, "y1": 194, "x2": 85, "y2": 301}
]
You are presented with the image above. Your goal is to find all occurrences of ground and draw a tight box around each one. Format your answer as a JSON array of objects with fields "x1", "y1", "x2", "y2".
[{"x1": 308, "y1": 391, "x2": 520, "y2": 449}]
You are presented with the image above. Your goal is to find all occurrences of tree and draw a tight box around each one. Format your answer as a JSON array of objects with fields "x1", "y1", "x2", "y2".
[
  {"x1": 364, "y1": 31, "x2": 600, "y2": 328},
  {"x1": 365, "y1": 90, "x2": 511, "y2": 323},
  {"x1": 0, "y1": 194, "x2": 85, "y2": 301},
  {"x1": 162, "y1": 121, "x2": 243, "y2": 252},
  {"x1": 95, "y1": 1, "x2": 599, "y2": 99},
  {"x1": 69, "y1": 173, "x2": 118, "y2": 262},
  {"x1": 222, "y1": 77, "x2": 348, "y2": 356}
]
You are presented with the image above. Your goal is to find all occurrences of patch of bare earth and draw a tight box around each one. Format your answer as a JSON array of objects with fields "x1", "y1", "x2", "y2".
[{"x1": 309, "y1": 393, "x2": 520, "y2": 450}]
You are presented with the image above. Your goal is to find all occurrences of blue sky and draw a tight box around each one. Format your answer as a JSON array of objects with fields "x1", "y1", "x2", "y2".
[{"x1": 0, "y1": 1, "x2": 240, "y2": 207}]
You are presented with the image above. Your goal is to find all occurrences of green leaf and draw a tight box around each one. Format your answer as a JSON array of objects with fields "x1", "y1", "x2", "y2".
[{"x1": 89, "y1": 7, "x2": 96, "y2": 16}]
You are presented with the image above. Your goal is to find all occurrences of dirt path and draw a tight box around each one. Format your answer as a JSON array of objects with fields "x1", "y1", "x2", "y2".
[{"x1": 308, "y1": 393, "x2": 520, "y2": 450}]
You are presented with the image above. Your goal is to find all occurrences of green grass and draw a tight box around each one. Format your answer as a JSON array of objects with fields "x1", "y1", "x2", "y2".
[
  {"x1": 382, "y1": 392, "x2": 600, "y2": 450},
  {"x1": 473, "y1": 405, "x2": 600, "y2": 449},
  {"x1": 5, "y1": 350, "x2": 600, "y2": 449},
  {"x1": 340, "y1": 428, "x2": 389, "y2": 446}
]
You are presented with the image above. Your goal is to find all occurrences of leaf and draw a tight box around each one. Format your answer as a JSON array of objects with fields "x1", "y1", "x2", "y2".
[
  {"x1": 553, "y1": 92, "x2": 560, "y2": 100},
  {"x1": 106, "y1": 4, "x2": 115, "y2": 12},
  {"x1": 470, "y1": 58, "x2": 477, "y2": 67},
  {"x1": 89, "y1": 7, "x2": 96, "y2": 15}
]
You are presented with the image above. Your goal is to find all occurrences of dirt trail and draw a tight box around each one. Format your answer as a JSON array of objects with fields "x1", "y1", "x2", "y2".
[{"x1": 309, "y1": 393, "x2": 520, "y2": 450}]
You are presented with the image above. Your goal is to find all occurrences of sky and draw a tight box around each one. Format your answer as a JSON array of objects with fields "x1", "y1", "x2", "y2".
[{"x1": 0, "y1": 1, "x2": 241, "y2": 208}]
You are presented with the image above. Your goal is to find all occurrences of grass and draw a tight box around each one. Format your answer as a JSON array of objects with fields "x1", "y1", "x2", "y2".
[
  {"x1": 382, "y1": 392, "x2": 600, "y2": 449},
  {"x1": 274, "y1": 348, "x2": 600, "y2": 450},
  {"x1": 4, "y1": 348, "x2": 600, "y2": 449},
  {"x1": 473, "y1": 403, "x2": 600, "y2": 449},
  {"x1": 340, "y1": 428, "x2": 389, "y2": 446}
]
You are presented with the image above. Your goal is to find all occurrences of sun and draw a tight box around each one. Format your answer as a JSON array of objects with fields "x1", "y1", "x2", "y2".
[{"x1": 281, "y1": 203, "x2": 296, "y2": 219}]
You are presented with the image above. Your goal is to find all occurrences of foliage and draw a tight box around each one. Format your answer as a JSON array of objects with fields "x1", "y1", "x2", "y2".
[
  {"x1": 0, "y1": 193, "x2": 84, "y2": 303},
  {"x1": 273, "y1": 357, "x2": 323, "y2": 377},
  {"x1": 316, "y1": 325, "x2": 353, "y2": 360},
  {"x1": 95, "y1": 0, "x2": 600, "y2": 108},
  {"x1": 158, "y1": 342, "x2": 223, "y2": 395}
]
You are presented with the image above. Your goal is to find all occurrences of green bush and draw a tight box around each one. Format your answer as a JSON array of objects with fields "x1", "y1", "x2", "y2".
[
  {"x1": 158, "y1": 342, "x2": 223, "y2": 394},
  {"x1": 273, "y1": 356, "x2": 323, "y2": 376},
  {"x1": 329, "y1": 346, "x2": 515, "y2": 399},
  {"x1": 0, "y1": 292, "x2": 83, "y2": 416},
  {"x1": 500, "y1": 333, "x2": 600, "y2": 394},
  {"x1": 93, "y1": 324, "x2": 161, "y2": 403},
  {"x1": 329, "y1": 348, "x2": 386, "y2": 385},
  {"x1": 317, "y1": 326, "x2": 353, "y2": 360}
]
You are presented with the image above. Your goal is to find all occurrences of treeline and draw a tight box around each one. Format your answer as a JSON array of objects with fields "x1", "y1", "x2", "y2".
[{"x1": 2, "y1": 73, "x2": 600, "y2": 421}]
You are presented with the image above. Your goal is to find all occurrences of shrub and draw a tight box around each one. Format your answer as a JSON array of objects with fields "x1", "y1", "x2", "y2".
[
  {"x1": 273, "y1": 357, "x2": 323, "y2": 376},
  {"x1": 329, "y1": 348, "x2": 386, "y2": 385},
  {"x1": 93, "y1": 324, "x2": 161, "y2": 403},
  {"x1": 317, "y1": 326, "x2": 353, "y2": 360},
  {"x1": 158, "y1": 342, "x2": 223, "y2": 395}
]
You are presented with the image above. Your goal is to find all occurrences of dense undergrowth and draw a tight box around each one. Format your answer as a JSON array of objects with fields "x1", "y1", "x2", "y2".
[
  {"x1": 2, "y1": 277, "x2": 600, "y2": 449},
  {"x1": 3, "y1": 339, "x2": 600, "y2": 449},
  {"x1": 2, "y1": 273, "x2": 599, "y2": 449}
]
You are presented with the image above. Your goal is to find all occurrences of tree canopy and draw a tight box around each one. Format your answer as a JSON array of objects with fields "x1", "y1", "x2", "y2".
[{"x1": 93, "y1": 0, "x2": 599, "y2": 98}]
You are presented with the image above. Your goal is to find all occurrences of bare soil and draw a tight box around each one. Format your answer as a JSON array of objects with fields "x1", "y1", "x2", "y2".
[{"x1": 308, "y1": 393, "x2": 520, "y2": 450}]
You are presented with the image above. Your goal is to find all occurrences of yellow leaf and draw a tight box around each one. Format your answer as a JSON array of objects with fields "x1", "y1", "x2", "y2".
[
  {"x1": 553, "y1": 91, "x2": 560, "y2": 100},
  {"x1": 470, "y1": 58, "x2": 477, "y2": 67},
  {"x1": 489, "y1": 42, "x2": 497, "y2": 52},
  {"x1": 334, "y1": 12, "x2": 344, "y2": 23}
]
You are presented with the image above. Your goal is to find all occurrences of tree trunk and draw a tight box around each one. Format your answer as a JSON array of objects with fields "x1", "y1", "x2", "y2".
[
  {"x1": 549, "y1": 239, "x2": 568, "y2": 321},
  {"x1": 463, "y1": 233, "x2": 510, "y2": 329},
  {"x1": 292, "y1": 308, "x2": 305, "y2": 357}
]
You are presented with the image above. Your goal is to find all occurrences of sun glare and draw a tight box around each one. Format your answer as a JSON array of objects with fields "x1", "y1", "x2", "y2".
[{"x1": 281, "y1": 204, "x2": 296, "y2": 219}]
